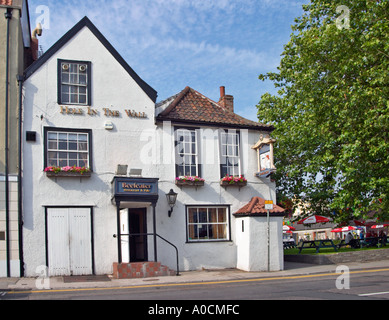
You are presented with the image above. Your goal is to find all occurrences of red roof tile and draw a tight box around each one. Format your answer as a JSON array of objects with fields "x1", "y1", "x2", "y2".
[
  {"x1": 234, "y1": 197, "x2": 285, "y2": 216},
  {"x1": 0, "y1": 0, "x2": 13, "y2": 6},
  {"x1": 157, "y1": 86, "x2": 273, "y2": 131}
]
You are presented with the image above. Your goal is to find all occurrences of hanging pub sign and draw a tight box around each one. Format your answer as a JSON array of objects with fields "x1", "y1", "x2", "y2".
[{"x1": 252, "y1": 134, "x2": 277, "y2": 178}]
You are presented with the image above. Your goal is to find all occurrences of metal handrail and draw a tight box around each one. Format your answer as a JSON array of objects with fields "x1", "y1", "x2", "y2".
[{"x1": 113, "y1": 232, "x2": 180, "y2": 276}]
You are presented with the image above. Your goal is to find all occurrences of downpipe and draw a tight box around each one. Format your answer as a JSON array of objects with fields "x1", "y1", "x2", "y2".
[
  {"x1": 4, "y1": 8, "x2": 13, "y2": 278},
  {"x1": 17, "y1": 74, "x2": 24, "y2": 277}
]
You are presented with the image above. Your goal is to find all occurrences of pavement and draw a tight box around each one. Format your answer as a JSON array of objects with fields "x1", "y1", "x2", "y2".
[{"x1": 1, "y1": 259, "x2": 389, "y2": 292}]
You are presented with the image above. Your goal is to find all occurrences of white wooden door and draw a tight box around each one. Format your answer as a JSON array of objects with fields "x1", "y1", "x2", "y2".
[{"x1": 47, "y1": 208, "x2": 92, "y2": 276}]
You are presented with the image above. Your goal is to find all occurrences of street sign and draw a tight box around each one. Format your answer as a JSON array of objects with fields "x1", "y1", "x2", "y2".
[{"x1": 265, "y1": 200, "x2": 273, "y2": 210}]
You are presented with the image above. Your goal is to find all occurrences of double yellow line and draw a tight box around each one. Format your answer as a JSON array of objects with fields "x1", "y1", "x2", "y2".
[{"x1": 8, "y1": 267, "x2": 389, "y2": 295}]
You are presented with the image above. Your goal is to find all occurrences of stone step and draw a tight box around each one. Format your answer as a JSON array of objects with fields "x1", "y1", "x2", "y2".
[{"x1": 113, "y1": 262, "x2": 176, "y2": 279}]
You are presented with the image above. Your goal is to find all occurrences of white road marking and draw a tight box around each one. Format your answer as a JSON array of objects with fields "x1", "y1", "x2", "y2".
[{"x1": 359, "y1": 291, "x2": 389, "y2": 297}]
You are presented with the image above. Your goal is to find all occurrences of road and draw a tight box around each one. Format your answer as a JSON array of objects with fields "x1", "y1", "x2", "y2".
[{"x1": 2, "y1": 268, "x2": 389, "y2": 306}]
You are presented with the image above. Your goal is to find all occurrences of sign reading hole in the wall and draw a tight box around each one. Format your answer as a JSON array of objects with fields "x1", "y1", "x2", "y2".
[{"x1": 0, "y1": 232, "x2": 5, "y2": 241}]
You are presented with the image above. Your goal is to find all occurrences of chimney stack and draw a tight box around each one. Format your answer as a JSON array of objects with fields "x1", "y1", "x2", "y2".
[
  {"x1": 218, "y1": 86, "x2": 234, "y2": 113},
  {"x1": 31, "y1": 23, "x2": 43, "y2": 61}
]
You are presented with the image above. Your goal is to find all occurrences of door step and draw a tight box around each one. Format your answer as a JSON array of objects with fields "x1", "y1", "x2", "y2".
[{"x1": 113, "y1": 262, "x2": 176, "y2": 279}]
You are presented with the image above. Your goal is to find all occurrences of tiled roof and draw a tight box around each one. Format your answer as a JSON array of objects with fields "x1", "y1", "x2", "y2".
[
  {"x1": 0, "y1": 0, "x2": 13, "y2": 5},
  {"x1": 234, "y1": 197, "x2": 285, "y2": 216},
  {"x1": 156, "y1": 86, "x2": 273, "y2": 131}
]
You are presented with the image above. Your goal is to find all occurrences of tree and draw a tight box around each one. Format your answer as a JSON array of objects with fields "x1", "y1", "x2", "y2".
[{"x1": 257, "y1": 0, "x2": 389, "y2": 223}]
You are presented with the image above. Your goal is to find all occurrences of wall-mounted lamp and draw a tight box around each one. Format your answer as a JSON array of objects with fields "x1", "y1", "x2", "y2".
[{"x1": 166, "y1": 189, "x2": 178, "y2": 217}]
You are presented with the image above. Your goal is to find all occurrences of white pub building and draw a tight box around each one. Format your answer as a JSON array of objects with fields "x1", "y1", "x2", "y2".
[{"x1": 21, "y1": 17, "x2": 285, "y2": 278}]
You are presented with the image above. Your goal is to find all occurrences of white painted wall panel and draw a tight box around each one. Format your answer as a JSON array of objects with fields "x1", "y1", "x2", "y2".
[
  {"x1": 47, "y1": 209, "x2": 71, "y2": 276},
  {"x1": 69, "y1": 208, "x2": 92, "y2": 276}
]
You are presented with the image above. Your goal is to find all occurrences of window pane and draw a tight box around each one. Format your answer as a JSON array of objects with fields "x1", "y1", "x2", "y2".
[
  {"x1": 217, "y1": 225, "x2": 227, "y2": 239},
  {"x1": 188, "y1": 208, "x2": 198, "y2": 223},
  {"x1": 209, "y1": 208, "x2": 217, "y2": 222},
  {"x1": 78, "y1": 134, "x2": 88, "y2": 141},
  {"x1": 198, "y1": 208, "x2": 207, "y2": 223},
  {"x1": 208, "y1": 225, "x2": 215, "y2": 239},
  {"x1": 188, "y1": 225, "x2": 197, "y2": 240},
  {"x1": 70, "y1": 74, "x2": 78, "y2": 84},
  {"x1": 48, "y1": 140, "x2": 57, "y2": 150},
  {"x1": 79, "y1": 74, "x2": 87, "y2": 85},
  {"x1": 58, "y1": 141, "x2": 67, "y2": 150},
  {"x1": 79, "y1": 95, "x2": 87, "y2": 104},
  {"x1": 62, "y1": 73, "x2": 69, "y2": 83},
  {"x1": 218, "y1": 208, "x2": 227, "y2": 222},
  {"x1": 198, "y1": 224, "x2": 208, "y2": 239},
  {"x1": 177, "y1": 166, "x2": 184, "y2": 177},
  {"x1": 69, "y1": 152, "x2": 77, "y2": 160},
  {"x1": 48, "y1": 152, "x2": 58, "y2": 166},
  {"x1": 79, "y1": 142, "x2": 88, "y2": 151}
]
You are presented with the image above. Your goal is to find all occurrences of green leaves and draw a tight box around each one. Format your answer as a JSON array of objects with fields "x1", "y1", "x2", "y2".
[{"x1": 257, "y1": 0, "x2": 389, "y2": 223}]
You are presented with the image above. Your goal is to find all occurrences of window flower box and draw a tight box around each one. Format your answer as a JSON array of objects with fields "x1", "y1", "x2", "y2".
[
  {"x1": 175, "y1": 176, "x2": 205, "y2": 187},
  {"x1": 44, "y1": 166, "x2": 92, "y2": 178},
  {"x1": 220, "y1": 175, "x2": 247, "y2": 188}
]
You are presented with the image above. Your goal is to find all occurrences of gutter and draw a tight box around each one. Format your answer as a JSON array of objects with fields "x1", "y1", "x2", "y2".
[
  {"x1": 17, "y1": 74, "x2": 24, "y2": 277},
  {"x1": 4, "y1": 7, "x2": 13, "y2": 278}
]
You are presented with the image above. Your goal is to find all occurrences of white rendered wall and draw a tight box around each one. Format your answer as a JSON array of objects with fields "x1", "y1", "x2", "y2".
[
  {"x1": 22, "y1": 26, "x2": 156, "y2": 277},
  {"x1": 235, "y1": 216, "x2": 284, "y2": 272},
  {"x1": 22, "y1": 26, "x2": 279, "y2": 276}
]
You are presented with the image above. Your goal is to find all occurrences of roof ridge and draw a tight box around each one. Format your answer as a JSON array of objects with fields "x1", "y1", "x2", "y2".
[
  {"x1": 191, "y1": 88, "x2": 227, "y2": 112},
  {"x1": 156, "y1": 86, "x2": 274, "y2": 131},
  {"x1": 159, "y1": 86, "x2": 190, "y2": 117},
  {"x1": 247, "y1": 197, "x2": 260, "y2": 213}
]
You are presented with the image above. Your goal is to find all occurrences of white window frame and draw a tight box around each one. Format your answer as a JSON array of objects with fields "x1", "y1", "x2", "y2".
[
  {"x1": 58, "y1": 59, "x2": 91, "y2": 106},
  {"x1": 175, "y1": 128, "x2": 201, "y2": 177},
  {"x1": 220, "y1": 130, "x2": 241, "y2": 177},
  {"x1": 45, "y1": 128, "x2": 91, "y2": 169},
  {"x1": 186, "y1": 206, "x2": 230, "y2": 242}
]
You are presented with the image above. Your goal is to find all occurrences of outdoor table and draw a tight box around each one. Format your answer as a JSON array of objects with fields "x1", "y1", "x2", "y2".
[
  {"x1": 365, "y1": 237, "x2": 387, "y2": 247},
  {"x1": 298, "y1": 239, "x2": 338, "y2": 254},
  {"x1": 283, "y1": 241, "x2": 296, "y2": 249},
  {"x1": 338, "y1": 239, "x2": 361, "y2": 249}
]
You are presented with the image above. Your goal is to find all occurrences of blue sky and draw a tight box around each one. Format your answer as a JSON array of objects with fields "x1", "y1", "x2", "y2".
[{"x1": 28, "y1": 0, "x2": 308, "y2": 121}]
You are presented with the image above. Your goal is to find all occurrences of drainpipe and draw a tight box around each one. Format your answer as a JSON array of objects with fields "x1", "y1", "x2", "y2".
[
  {"x1": 16, "y1": 74, "x2": 24, "y2": 277},
  {"x1": 4, "y1": 8, "x2": 13, "y2": 278}
]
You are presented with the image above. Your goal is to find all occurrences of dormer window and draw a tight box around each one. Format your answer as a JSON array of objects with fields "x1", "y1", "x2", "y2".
[{"x1": 58, "y1": 59, "x2": 91, "y2": 106}]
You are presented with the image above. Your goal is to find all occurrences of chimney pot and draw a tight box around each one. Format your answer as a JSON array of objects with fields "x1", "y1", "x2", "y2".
[{"x1": 220, "y1": 86, "x2": 226, "y2": 98}]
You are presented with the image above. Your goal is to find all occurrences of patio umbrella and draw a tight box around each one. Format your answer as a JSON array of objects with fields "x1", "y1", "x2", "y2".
[
  {"x1": 297, "y1": 215, "x2": 331, "y2": 225},
  {"x1": 371, "y1": 224, "x2": 389, "y2": 229},
  {"x1": 283, "y1": 225, "x2": 296, "y2": 231},
  {"x1": 331, "y1": 226, "x2": 356, "y2": 232}
]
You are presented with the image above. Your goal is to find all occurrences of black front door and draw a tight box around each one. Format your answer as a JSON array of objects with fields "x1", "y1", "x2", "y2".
[{"x1": 129, "y1": 208, "x2": 148, "y2": 262}]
